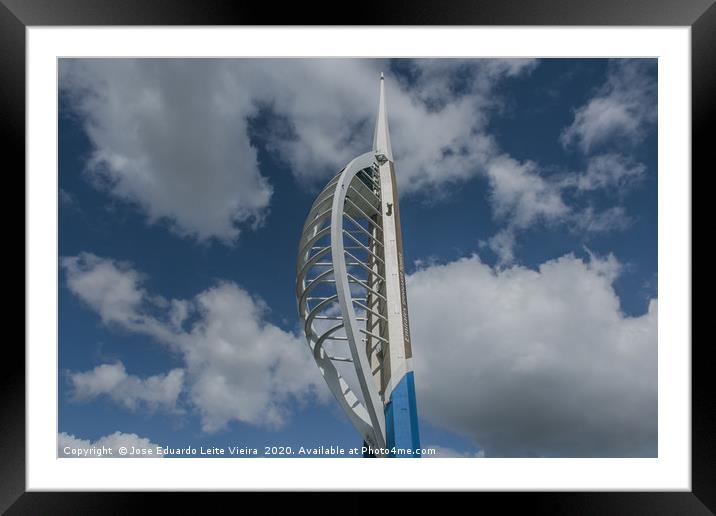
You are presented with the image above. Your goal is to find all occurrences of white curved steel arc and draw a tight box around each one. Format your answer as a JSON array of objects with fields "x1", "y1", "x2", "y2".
[
  {"x1": 296, "y1": 228, "x2": 332, "y2": 270},
  {"x1": 297, "y1": 151, "x2": 388, "y2": 449},
  {"x1": 330, "y1": 152, "x2": 386, "y2": 447},
  {"x1": 313, "y1": 347, "x2": 377, "y2": 443},
  {"x1": 303, "y1": 206, "x2": 333, "y2": 233},
  {"x1": 296, "y1": 238, "x2": 373, "y2": 435},
  {"x1": 295, "y1": 247, "x2": 331, "y2": 290},
  {"x1": 303, "y1": 296, "x2": 340, "y2": 341},
  {"x1": 312, "y1": 322, "x2": 345, "y2": 358}
]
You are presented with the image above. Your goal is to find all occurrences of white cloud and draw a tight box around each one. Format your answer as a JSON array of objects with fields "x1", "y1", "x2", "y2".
[
  {"x1": 62, "y1": 253, "x2": 329, "y2": 433},
  {"x1": 476, "y1": 61, "x2": 655, "y2": 263},
  {"x1": 574, "y1": 206, "x2": 632, "y2": 233},
  {"x1": 63, "y1": 250, "x2": 656, "y2": 456},
  {"x1": 404, "y1": 58, "x2": 538, "y2": 109},
  {"x1": 480, "y1": 155, "x2": 568, "y2": 265},
  {"x1": 408, "y1": 253, "x2": 657, "y2": 457},
  {"x1": 59, "y1": 59, "x2": 653, "y2": 268},
  {"x1": 64, "y1": 58, "x2": 641, "y2": 264},
  {"x1": 60, "y1": 59, "x2": 272, "y2": 244},
  {"x1": 61, "y1": 253, "x2": 146, "y2": 327},
  {"x1": 485, "y1": 229, "x2": 518, "y2": 265},
  {"x1": 59, "y1": 58, "x2": 538, "y2": 243},
  {"x1": 253, "y1": 58, "x2": 537, "y2": 194},
  {"x1": 58, "y1": 431, "x2": 164, "y2": 458},
  {"x1": 485, "y1": 155, "x2": 568, "y2": 229},
  {"x1": 181, "y1": 282, "x2": 330, "y2": 431},
  {"x1": 561, "y1": 59, "x2": 656, "y2": 153},
  {"x1": 560, "y1": 153, "x2": 646, "y2": 192},
  {"x1": 68, "y1": 362, "x2": 184, "y2": 412},
  {"x1": 481, "y1": 152, "x2": 645, "y2": 264}
]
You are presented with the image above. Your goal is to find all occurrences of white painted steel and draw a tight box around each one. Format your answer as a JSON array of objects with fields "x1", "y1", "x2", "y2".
[
  {"x1": 296, "y1": 152, "x2": 388, "y2": 449},
  {"x1": 372, "y1": 74, "x2": 414, "y2": 401}
]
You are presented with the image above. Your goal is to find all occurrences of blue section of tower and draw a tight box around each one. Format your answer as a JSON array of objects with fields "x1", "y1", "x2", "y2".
[{"x1": 384, "y1": 372, "x2": 421, "y2": 457}]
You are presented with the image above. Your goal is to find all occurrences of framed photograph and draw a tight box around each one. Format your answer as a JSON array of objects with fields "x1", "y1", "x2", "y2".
[{"x1": 8, "y1": 0, "x2": 708, "y2": 512}]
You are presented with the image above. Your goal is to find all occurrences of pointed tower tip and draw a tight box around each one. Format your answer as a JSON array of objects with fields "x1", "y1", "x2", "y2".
[{"x1": 372, "y1": 73, "x2": 393, "y2": 161}]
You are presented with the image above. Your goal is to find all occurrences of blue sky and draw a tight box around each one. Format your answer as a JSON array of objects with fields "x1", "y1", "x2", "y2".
[{"x1": 58, "y1": 58, "x2": 657, "y2": 458}]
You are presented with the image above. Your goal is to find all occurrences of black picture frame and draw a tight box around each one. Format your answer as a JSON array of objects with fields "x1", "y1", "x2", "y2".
[{"x1": 5, "y1": 0, "x2": 709, "y2": 512}]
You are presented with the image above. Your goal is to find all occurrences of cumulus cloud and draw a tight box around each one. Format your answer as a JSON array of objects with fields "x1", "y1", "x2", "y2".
[
  {"x1": 62, "y1": 252, "x2": 329, "y2": 432},
  {"x1": 59, "y1": 58, "x2": 653, "y2": 267},
  {"x1": 59, "y1": 58, "x2": 539, "y2": 242},
  {"x1": 68, "y1": 362, "x2": 184, "y2": 412},
  {"x1": 408, "y1": 253, "x2": 657, "y2": 457},
  {"x1": 181, "y1": 281, "x2": 330, "y2": 431},
  {"x1": 60, "y1": 59, "x2": 273, "y2": 244},
  {"x1": 58, "y1": 431, "x2": 164, "y2": 458},
  {"x1": 561, "y1": 59, "x2": 657, "y2": 153}
]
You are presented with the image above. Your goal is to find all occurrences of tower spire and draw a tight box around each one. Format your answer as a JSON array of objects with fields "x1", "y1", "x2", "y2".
[{"x1": 372, "y1": 73, "x2": 393, "y2": 162}]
